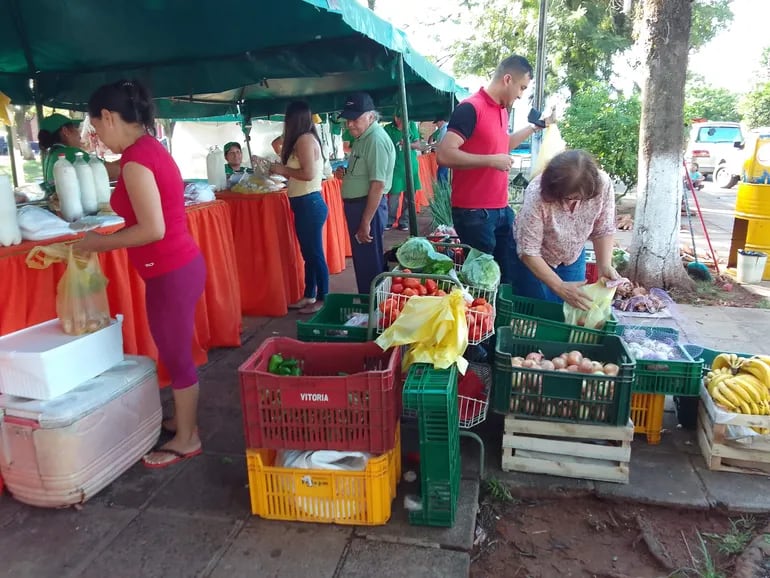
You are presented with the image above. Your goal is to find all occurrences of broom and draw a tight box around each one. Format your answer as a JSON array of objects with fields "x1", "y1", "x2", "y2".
[{"x1": 681, "y1": 162, "x2": 712, "y2": 281}]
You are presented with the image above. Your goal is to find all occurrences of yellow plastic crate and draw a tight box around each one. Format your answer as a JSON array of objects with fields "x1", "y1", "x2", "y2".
[
  {"x1": 630, "y1": 393, "x2": 666, "y2": 445},
  {"x1": 247, "y1": 424, "x2": 401, "y2": 526}
]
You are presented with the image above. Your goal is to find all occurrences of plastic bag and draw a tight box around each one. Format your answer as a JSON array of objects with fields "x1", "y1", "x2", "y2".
[
  {"x1": 375, "y1": 289, "x2": 469, "y2": 374},
  {"x1": 276, "y1": 450, "x2": 370, "y2": 471},
  {"x1": 529, "y1": 124, "x2": 566, "y2": 179},
  {"x1": 563, "y1": 278, "x2": 617, "y2": 330},
  {"x1": 26, "y1": 243, "x2": 111, "y2": 335}
]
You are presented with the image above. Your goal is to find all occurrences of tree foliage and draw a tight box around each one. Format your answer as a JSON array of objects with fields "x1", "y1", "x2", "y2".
[
  {"x1": 451, "y1": 0, "x2": 732, "y2": 97},
  {"x1": 560, "y1": 83, "x2": 641, "y2": 187},
  {"x1": 740, "y1": 83, "x2": 770, "y2": 129},
  {"x1": 684, "y1": 74, "x2": 740, "y2": 122}
]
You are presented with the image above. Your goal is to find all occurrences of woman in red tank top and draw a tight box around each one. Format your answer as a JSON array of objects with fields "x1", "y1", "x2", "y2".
[{"x1": 77, "y1": 80, "x2": 205, "y2": 469}]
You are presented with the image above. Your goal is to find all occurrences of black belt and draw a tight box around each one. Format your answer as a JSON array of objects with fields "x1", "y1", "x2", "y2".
[{"x1": 344, "y1": 196, "x2": 369, "y2": 204}]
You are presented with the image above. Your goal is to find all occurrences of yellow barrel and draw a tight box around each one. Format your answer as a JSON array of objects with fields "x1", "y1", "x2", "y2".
[
  {"x1": 742, "y1": 136, "x2": 770, "y2": 184},
  {"x1": 735, "y1": 182, "x2": 770, "y2": 279}
]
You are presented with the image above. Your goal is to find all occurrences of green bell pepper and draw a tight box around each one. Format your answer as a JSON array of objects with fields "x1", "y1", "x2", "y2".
[{"x1": 268, "y1": 354, "x2": 284, "y2": 374}]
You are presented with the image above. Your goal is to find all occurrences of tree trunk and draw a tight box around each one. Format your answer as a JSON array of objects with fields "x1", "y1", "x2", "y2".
[
  {"x1": 13, "y1": 107, "x2": 35, "y2": 161},
  {"x1": 367, "y1": 0, "x2": 376, "y2": 10},
  {"x1": 627, "y1": 0, "x2": 694, "y2": 290}
]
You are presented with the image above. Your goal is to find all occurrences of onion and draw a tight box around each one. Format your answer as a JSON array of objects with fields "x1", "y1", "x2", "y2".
[
  {"x1": 552, "y1": 357, "x2": 567, "y2": 370},
  {"x1": 593, "y1": 370, "x2": 606, "y2": 375},
  {"x1": 603, "y1": 363, "x2": 620, "y2": 376},
  {"x1": 579, "y1": 360, "x2": 594, "y2": 374},
  {"x1": 591, "y1": 361, "x2": 604, "y2": 372},
  {"x1": 566, "y1": 365, "x2": 579, "y2": 372},
  {"x1": 522, "y1": 359, "x2": 536, "y2": 368},
  {"x1": 566, "y1": 351, "x2": 583, "y2": 366},
  {"x1": 540, "y1": 359, "x2": 555, "y2": 371},
  {"x1": 511, "y1": 356, "x2": 525, "y2": 367},
  {"x1": 526, "y1": 351, "x2": 543, "y2": 362}
]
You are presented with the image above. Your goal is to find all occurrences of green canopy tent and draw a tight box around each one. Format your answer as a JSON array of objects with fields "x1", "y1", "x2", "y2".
[{"x1": 0, "y1": 0, "x2": 464, "y2": 232}]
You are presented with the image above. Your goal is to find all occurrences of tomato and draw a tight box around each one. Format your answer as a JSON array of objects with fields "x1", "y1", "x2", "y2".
[
  {"x1": 417, "y1": 284, "x2": 428, "y2": 296},
  {"x1": 425, "y1": 279, "x2": 438, "y2": 294},
  {"x1": 402, "y1": 288, "x2": 417, "y2": 297},
  {"x1": 471, "y1": 305, "x2": 488, "y2": 314},
  {"x1": 471, "y1": 297, "x2": 487, "y2": 307},
  {"x1": 403, "y1": 277, "x2": 420, "y2": 289},
  {"x1": 401, "y1": 268, "x2": 412, "y2": 274},
  {"x1": 379, "y1": 298, "x2": 398, "y2": 318},
  {"x1": 392, "y1": 276, "x2": 404, "y2": 285},
  {"x1": 470, "y1": 324, "x2": 483, "y2": 342},
  {"x1": 391, "y1": 283, "x2": 404, "y2": 294},
  {"x1": 435, "y1": 289, "x2": 447, "y2": 297}
]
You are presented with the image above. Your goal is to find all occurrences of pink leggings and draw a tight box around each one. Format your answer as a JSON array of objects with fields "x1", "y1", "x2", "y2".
[{"x1": 144, "y1": 254, "x2": 206, "y2": 389}]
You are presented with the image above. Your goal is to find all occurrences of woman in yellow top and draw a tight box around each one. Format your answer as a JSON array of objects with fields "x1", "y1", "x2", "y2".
[{"x1": 270, "y1": 101, "x2": 329, "y2": 314}]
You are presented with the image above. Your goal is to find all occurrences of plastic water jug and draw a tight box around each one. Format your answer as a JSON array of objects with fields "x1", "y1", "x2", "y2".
[
  {"x1": 73, "y1": 152, "x2": 98, "y2": 215},
  {"x1": 0, "y1": 174, "x2": 21, "y2": 246},
  {"x1": 206, "y1": 145, "x2": 227, "y2": 191},
  {"x1": 89, "y1": 155, "x2": 112, "y2": 205},
  {"x1": 53, "y1": 154, "x2": 83, "y2": 222}
]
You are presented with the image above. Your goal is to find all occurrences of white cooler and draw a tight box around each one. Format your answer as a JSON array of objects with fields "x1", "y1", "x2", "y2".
[{"x1": 0, "y1": 356, "x2": 161, "y2": 508}]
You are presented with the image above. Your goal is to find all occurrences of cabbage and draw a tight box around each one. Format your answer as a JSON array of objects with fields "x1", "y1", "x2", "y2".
[
  {"x1": 396, "y1": 237, "x2": 454, "y2": 275},
  {"x1": 460, "y1": 248, "x2": 501, "y2": 290}
]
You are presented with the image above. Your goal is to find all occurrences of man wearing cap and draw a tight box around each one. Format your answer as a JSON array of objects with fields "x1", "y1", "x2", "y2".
[
  {"x1": 224, "y1": 142, "x2": 253, "y2": 176},
  {"x1": 437, "y1": 54, "x2": 547, "y2": 285},
  {"x1": 383, "y1": 112, "x2": 422, "y2": 231},
  {"x1": 339, "y1": 92, "x2": 396, "y2": 294}
]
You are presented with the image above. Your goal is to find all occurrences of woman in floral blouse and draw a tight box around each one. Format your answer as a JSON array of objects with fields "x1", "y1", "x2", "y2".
[{"x1": 513, "y1": 150, "x2": 618, "y2": 310}]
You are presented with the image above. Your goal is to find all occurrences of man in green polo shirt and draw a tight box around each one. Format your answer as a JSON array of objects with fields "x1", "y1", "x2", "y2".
[{"x1": 339, "y1": 92, "x2": 396, "y2": 294}]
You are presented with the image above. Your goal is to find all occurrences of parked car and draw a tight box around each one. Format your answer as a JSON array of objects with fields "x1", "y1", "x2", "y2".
[{"x1": 685, "y1": 121, "x2": 745, "y2": 188}]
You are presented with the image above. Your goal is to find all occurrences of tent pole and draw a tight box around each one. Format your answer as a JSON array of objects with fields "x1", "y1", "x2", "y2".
[
  {"x1": 35, "y1": 100, "x2": 45, "y2": 177},
  {"x1": 6, "y1": 125, "x2": 18, "y2": 188},
  {"x1": 397, "y1": 53, "x2": 418, "y2": 237}
]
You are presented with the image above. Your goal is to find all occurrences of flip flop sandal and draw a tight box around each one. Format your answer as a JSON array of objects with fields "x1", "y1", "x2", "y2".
[{"x1": 143, "y1": 447, "x2": 202, "y2": 469}]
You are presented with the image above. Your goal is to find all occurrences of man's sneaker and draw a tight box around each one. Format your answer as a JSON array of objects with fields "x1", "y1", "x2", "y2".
[
  {"x1": 398, "y1": 224, "x2": 409, "y2": 231},
  {"x1": 384, "y1": 225, "x2": 393, "y2": 231}
]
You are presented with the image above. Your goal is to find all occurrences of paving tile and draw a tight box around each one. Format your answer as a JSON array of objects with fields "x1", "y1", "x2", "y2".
[
  {"x1": 337, "y1": 539, "x2": 470, "y2": 578},
  {"x1": 145, "y1": 454, "x2": 250, "y2": 519},
  {"x1": 79, "y1": 509, "x2": 238, "y2": 578},
  {"x1": 199, "y1": 405, "x2": 246, "y2": 456},
  {"x1": 0, "y1": 502, "x2": 135, "y2": 578},
  {"x1": 358, "y1": 479, "x2": 479, "y2": 551},
  {"x1": 210, "y1": 519, "x2": 351, "y2": 578},
  {"x1": 91, "y1": 457, "x2": 186, "y2": 509},
  {"x1": 695, "y1": 459, "x2": 770, "y2": 513}
]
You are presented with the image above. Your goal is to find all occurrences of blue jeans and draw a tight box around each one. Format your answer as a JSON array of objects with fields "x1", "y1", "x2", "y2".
[
  {"x1": 344, "y1": 196, "x2": 389, "y2": 294},
  {"x1": 437, "y1": 166, "x2": 449, "y2": 184},
  {"x1": 452, "y1": 206, "x2": 516, "y2": 286},
  {"x1": 290, "y1": 192, "x2": 329, "y2": 301},
  {"x1": 512, "y1": 247, "x2": 587, "y2": 303}
]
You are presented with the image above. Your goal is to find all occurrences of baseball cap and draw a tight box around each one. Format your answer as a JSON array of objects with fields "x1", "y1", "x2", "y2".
[
  {"x1": 40, "y1": 113, "x2": 78, "y2": 134},
  {"x1": 224, "y1": 142, "x2": 241, "y2": 154},
  {"x1": 339, "y1": 92, "x2": 375, "y2": 120}
]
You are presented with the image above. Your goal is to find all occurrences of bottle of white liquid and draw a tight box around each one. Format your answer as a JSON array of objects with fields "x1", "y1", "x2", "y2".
[
  {"x1": 73, "y1": 152, "x2": 98, "y2": 215},
  {"x1": 206, "y1": 145, "x2": 227, "y2": 191},
  {"x1": 53, "y1": 154, "x2": 83, "y2": 222},
  {"x1": 89, "y1": 155, "x2": 112, "y2": 206},
  {"x1": 0, "y1": 174, "x2": 21, "y2": 247}
]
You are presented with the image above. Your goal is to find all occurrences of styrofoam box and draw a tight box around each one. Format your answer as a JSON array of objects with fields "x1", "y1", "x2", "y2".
[
  {"x1": 0, "y1": 316, "x2": 124, "y2": 400},
  {"x1": 0, "y1": 356, "x2": 161, "y2": 508}
]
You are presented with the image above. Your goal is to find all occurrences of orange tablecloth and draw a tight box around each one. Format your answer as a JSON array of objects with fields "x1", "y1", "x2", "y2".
[
  {"x1": 0, "y1": 200, "x2": 242, "y2": 383},
  {"x1": 216, "y1": 191, "x2": 305, "y2": 317},
  {"x1": 321, "y1": 177, "x2": 352, "y2": 263},
  {"x1": 395, "y1": 153, "x2": 439, "y2": 220}
]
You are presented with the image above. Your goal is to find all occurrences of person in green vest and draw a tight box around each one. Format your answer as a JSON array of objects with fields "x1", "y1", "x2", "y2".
[
  {"x1": 38, "y1": 113, "x2": 118, "y2": 192},
  {"x1": 223, "y1": 141, "x2": 253, "y2": 176},
  {"x1": 383, "y1": 111, "x2": 422, "y2": 231}
]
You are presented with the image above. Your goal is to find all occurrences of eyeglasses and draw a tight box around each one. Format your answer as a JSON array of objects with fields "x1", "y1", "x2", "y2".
[{"x1": 348, "y1": 153, "x2": 360, "y2": 174}]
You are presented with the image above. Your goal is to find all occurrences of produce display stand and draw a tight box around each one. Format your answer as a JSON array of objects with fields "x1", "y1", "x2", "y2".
[
  {"x1": 697, "y1": 385, "x2": 770, "y2": 475},
  {"x1": 501, "y1": 415, "x2": 633, "y2": 484},
  {"x1": 296, "y1": 293, "x2": 370, "y2": 343}
]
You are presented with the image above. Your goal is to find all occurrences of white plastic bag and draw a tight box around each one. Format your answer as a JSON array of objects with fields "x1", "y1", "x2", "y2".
[
  {"x1": 530, "y1": 124, "x2": 566, "y2": 179},
  {"x1": 277, "y1": 450, "x2": 370, "y2": 471}
]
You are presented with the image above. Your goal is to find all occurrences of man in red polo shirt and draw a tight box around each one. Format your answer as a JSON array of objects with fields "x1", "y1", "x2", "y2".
[{"x1": 437, "y1": 55, "x2": 543, "y2": 285}]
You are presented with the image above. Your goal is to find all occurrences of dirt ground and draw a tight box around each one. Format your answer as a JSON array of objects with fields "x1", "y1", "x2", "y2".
[{"x1": 471, "y1": 493, "x2": 768, "y2": 578}]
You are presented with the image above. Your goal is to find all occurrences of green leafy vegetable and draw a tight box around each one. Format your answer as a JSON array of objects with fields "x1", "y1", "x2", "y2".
[{"x1": 460, "y1": 248, "x2": 501, "y2": 290}]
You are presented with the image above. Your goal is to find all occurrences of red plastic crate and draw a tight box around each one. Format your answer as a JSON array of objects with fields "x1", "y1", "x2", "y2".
[
  {"x1": 239, "y1": 337, "x2": 401, "y2": 452},
  {"x1": 586, "y1": 262, "x2": 598, "y2": 283}
]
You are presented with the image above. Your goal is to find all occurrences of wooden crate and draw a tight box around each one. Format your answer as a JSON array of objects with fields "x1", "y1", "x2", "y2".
[
  {"x1": 502, "y1": 416, "x2": 634, "y2": 484},
  {"x1": 697, "y1": 386, "x2": 770, "y2": 475}
]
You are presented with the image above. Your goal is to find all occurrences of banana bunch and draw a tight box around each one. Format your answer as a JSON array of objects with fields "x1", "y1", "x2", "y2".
[{"x1": 707, "y1": 354, "x2": 770, "y2": 434}]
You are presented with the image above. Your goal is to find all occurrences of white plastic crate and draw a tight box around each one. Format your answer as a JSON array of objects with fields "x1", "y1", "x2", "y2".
[{"x1": 0, "y1": 316, "x2": 124, "y2": 400}]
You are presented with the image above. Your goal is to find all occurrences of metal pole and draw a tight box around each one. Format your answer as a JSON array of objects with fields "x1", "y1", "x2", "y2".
[
  {"x1": 397, "y1": 53, "x2": 419, "y2": 237},
  {"x1": 35, "y1": 100, "x2": 45, "y2": 178},
  {"x1": 6, "y1": 125, "x2": 18, "y2": 188},
  {"x1": 531, "y1": 0, "x2": 549, "y2": 169}
]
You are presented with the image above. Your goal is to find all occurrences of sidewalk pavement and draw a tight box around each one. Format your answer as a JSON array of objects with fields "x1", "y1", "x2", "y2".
[{"x1": 3, "y1": 201, "x2": 770, "y2": 578}]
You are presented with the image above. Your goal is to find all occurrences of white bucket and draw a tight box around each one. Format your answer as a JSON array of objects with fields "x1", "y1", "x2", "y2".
[{"x1": 736, "y1": 249, "x2": 768, "y2": 284}]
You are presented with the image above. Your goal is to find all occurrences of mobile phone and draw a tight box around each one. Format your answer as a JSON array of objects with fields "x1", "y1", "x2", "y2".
[{"x1": 528, "y1": 108, "x2": 546, "y2": 129}]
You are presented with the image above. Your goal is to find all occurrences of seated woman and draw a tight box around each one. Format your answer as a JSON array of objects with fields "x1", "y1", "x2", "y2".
[
  {"x1": 512, "y1": 150, "x2": 618, "y2": 310},
  {"x1": 223, "y1": 142, "x2": 253, "y2": 176},
  {"x1": 39, "y1": 113, "x2": 119, "y2": 191}
]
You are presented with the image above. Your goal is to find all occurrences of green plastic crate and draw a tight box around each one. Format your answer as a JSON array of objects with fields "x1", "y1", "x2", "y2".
[
  {"x1": 492, "y1": 328, "x2": 634, "y2": 426},
  {"x1": 616, "y1": 325, "x2": 701, "y2": 396},
  {"x1": 495, "y1": 284, "x2": 618, "y2": 344},
  {"x1": 402, "y1": 363, "x2": 461, "y2": 528},
  {"x1": 296, "y1": 293, "x2": 370, "y2": 342}
]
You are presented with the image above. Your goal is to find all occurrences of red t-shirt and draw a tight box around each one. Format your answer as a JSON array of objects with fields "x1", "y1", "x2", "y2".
[
  {"x1": 110, "y1": 135, "x2": 200, "y2": 279},
  {"x1": 447, "y1": 88, "x2": 510, "y2": 209}
]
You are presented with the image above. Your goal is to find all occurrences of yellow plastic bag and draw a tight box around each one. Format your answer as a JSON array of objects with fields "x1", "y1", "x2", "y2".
[
  {"x1": 26, "y1": 243, "x2": 111, "y2": 335},
  {"x1": 529, "y1": 124, "x2": 566, "y2": 179},
  {"x1": 375, "y1": 289, "x2": 469, "y2": 374},
  {"x1": 563, "y1": 279, "x2": 617, "y2": 330}
]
